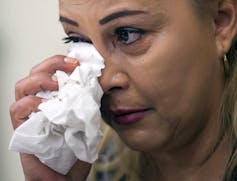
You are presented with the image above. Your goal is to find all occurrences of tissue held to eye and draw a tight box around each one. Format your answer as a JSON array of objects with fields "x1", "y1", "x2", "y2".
[{"x1": 9, "y1": 43, "x2": 105, "y2": 175}]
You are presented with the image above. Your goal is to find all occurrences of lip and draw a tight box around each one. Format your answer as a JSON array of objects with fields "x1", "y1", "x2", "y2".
[{"x1": 111, "y1": 108, "x2": 150, "y2": 125}]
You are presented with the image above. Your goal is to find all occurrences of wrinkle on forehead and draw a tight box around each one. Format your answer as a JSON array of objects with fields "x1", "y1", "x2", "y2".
[
  {"x1": 59, "y1": 0, "x2": 168, "y2": 31},
  {"x1": 59, "y1": 0, "x2": 162, "y2": 9},
  {"x1": 59, "y1": 0, "x2": 165, "y2": 15}
]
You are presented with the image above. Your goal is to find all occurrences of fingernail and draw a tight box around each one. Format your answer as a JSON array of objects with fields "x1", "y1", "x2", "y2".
[
  {"x1": 64, "y1": 57, "x2": 78, "y2": 64},
  {"x1": 51, "y1": 75, "x2": 57, "y2": 81}
]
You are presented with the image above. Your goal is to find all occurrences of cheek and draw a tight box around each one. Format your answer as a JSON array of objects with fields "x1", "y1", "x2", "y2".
[{"x1": 131, "y1": 32, "x2": 215, "y2": 123}]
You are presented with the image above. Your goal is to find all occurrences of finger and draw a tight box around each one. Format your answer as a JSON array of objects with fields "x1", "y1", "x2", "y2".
[
  {"x1": 67, "y1": 160, "x2": 91, "y2": 181},
  {"x1": 15, "y1": 73, "x2": 58, "y2": 101},
  {"x1": 30, "y1": 55, "x2": 79, "y2": 75},
  {"x1": 20, "y1": 153, "x2": 65, "y2": 180},
  {"x1": 10, "y1": 96, "x2": 43, "y2": 129}
]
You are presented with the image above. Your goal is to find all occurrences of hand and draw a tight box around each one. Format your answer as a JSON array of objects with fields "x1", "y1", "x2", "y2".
[{"x1": 10, "y1": 55, "x2": 91, "y2": 181}]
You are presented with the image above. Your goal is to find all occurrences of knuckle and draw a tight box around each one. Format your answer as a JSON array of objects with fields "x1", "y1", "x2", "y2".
[
  {"x1": 51, "y1": 54, "x2": 64, "y2": 60},
  {"x1": 29, "y1": 75, "x2": 44, "y2": 89},
  {"x1": 15, "y1": 79, "x2": 23, "y2": 91},
  {"x1": 30, "y1": 66, "x2": 37, "y2": 75},
  {"x1": 29, "y1": 74, "x2": 45, "y2": 85},
  {"x1": 29, "y1": 62, "x2": 41, "y2": 75},
  {"x1": 15, "y1": 79, "x2": 24, "y2": 98},
  {"x1": 15, "y1": 83, "x2": 20, "y2": 94},
  {"x1": 9, "y1": 96, "x2": 40, "y2": 129},
  {"x1": 9, "y1": 103, "x2": 17, "y2": 118},
  {"x1": 28, "y1": 74, "x2": 37, "y2": 83},
  {"x1": 49, "y1": 55, "x2": 65, "y2": 68},
  {"x1": 9, "y1": 103, "x2": 20, "y2": 128}
]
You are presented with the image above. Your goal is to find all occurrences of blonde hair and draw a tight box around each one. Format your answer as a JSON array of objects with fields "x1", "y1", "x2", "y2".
[
  {"x1": 222, "y1": 36, "x2": 237, "y2": 180},
  {"x1": 223, "y1": 36, "x2": 237, "y2": 134}
]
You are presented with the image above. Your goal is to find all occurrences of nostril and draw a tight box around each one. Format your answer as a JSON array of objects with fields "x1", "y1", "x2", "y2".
[
  {"x1": 107, "y1": 86, "x2": 123, "y2": 94},
  {"x1": 102, "y1": 87, "x2": 121, "y2": 95}
]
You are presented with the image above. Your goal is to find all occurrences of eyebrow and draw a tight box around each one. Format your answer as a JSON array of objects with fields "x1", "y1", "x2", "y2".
[
  {"x1": 99, "y1": 10, "x2": 147, "y2": 25},
  {"x1": 59, "y1": 16, "x2": 79, "y2": 27}
]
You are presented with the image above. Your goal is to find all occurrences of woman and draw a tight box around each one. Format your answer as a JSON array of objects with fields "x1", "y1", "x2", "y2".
[{"x1": 10, "y1": 0, "x2": 237, "y2": 180}]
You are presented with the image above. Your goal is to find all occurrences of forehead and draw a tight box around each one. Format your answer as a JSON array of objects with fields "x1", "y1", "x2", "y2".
[
  {"x1": 59, "y1": 0, "x2": 168, "y2": 18},
  {"x1": 59, "y1": 0, "x2": 158, "y2": 7}
]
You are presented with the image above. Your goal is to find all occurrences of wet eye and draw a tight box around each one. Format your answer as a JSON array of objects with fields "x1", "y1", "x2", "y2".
[
  {"x1": 115, "y1": 27, "x2": 145, "y2": 45},
  {"x1": 63, "y1": 34, "x2": 92, "y2": 44}
]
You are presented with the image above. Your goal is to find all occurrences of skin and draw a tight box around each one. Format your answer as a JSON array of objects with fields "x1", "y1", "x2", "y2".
[{"x1": 10, "y1": 0, "x2": 237, "y2": 180}]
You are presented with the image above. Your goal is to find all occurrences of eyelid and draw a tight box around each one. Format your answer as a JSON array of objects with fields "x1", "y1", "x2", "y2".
[
  {"x1": 67, "y1": 32, "x2": 91, "y2": 41},
  {"x1": 116, "y1": 27, "x2": 145, "y2": 33},
  {"x1": 67, "y1": 32, "x2": 82, "y2": 39},
  {"x1": 66, "y1": 32, "x2": 92, "y2": 43}
]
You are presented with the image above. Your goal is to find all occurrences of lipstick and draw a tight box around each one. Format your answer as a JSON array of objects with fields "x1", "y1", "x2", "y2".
[{"x1": 112, "y1": 108, "x2": 150, "y2": 125}]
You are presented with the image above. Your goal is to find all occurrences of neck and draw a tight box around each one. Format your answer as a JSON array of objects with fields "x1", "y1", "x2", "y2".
[{"x1": 144, "y1": 120, "x2": 234, "y2": 181}]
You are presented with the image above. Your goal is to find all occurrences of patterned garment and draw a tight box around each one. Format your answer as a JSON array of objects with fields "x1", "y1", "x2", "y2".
[{"x1": 87, "y1": 125, "x2": 130, "y2": 181}]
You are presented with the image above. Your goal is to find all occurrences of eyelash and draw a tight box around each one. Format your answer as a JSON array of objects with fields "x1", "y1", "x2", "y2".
[
  {"x1": 63, "y1": 36, "x2": 92, "y2": 44},
  {"x1": 63, "y1": 27, "x2": 146, "y2": 45}
]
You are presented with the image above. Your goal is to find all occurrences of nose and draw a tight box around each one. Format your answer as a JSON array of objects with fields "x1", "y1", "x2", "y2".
[{"x1": 99, "y1": 60, "x2": 129, "y2": 94}]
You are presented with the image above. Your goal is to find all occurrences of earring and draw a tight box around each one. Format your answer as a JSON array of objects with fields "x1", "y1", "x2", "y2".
[{"x1": 223, "y1": 54, "x2": 230, "y2": 76}]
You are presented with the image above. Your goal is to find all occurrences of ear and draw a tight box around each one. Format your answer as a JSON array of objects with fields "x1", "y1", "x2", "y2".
[{"x1": 215, "y1": 0, "x2": 237, "y2": 59}]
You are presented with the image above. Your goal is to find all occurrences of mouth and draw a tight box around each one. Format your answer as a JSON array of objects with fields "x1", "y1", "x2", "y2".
[{"x1": 111, "y1": 108, "x2": 151, "y2": 125}]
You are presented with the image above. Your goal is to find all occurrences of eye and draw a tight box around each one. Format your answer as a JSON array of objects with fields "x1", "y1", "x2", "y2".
[
  {"x1": 63, "y1": 34, "x2": 92, "y2": 44},
  {"x1": 115, "y1": 27, "x2": 145, "y2": 45}
]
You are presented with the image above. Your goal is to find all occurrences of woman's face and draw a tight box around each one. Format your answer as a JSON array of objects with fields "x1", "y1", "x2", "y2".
[{"x1": 60, "y1": 0, "x2": 224, "y2": 152}]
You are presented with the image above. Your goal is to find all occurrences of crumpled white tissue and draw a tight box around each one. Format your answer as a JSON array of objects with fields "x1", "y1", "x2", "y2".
[{"x1": 9, "y1": 42, "x2": 105, "y2": 175}]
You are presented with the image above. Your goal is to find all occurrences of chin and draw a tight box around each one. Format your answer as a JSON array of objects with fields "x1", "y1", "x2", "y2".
[{"x1": 115, "y1": 128, "x2": 171, "y2": 153}]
